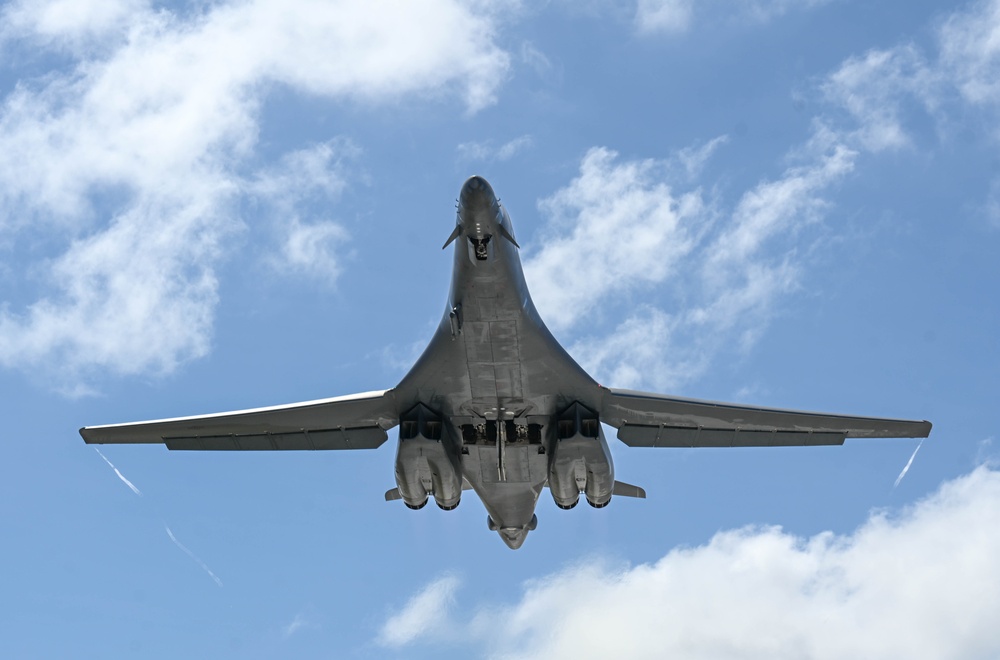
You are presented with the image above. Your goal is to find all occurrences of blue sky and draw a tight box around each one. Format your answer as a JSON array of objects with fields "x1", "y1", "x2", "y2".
[{"x1": 1, "y1": 0, "x2": 999, "y2": 657}]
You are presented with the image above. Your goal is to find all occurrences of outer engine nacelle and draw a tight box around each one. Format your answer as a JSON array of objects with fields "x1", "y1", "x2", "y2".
[
  {"x1": 547, "y1": 402, "x2": 615, "y2": 509},
  {"x1": 394, "y1": 404, "x2": 463, "y2": 510}
]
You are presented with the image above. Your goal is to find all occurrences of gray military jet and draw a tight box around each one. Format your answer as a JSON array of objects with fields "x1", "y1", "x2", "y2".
[{"x1": 81, "y1": 176, "x2": 932, "y2": 549}]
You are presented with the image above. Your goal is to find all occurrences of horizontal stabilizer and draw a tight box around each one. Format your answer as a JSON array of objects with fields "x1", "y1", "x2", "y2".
[{"x1": 612, "y1": 480, "x2": 646, "y2": 499}]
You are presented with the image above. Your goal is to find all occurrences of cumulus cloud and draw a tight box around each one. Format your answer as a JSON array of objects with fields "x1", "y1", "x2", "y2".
[
  {"x1": 0, "y1": 0, "x2": 148, "y2": 52},
  {"x1": 381, "y1": 467, "x2": 1000, "y2": 659},
  {"x1": 524, "y1": 146, "x2": 708, "y2": 335},
  {"x1": 378, "y1": 574, "x2": 460, "y2": 648},
  {"x1": 0, "y1": 0, "x2": 510, "y2": 384}
]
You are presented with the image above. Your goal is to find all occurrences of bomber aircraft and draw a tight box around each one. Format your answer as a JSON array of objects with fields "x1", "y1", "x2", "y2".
[{"x1": 81, "y1": 176, "x2": 932, "y2": 549}]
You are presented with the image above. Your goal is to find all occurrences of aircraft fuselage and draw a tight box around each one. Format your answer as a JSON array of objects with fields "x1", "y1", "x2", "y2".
[{"x1": 393, "y1": 176, "x2": 609, "y2": 548}]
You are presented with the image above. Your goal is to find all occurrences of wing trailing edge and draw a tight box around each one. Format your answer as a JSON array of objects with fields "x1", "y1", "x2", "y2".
[
  {"x1": 80, "y1": 389, "x2": 399, "y2": 450},
  {"x1": 600, "y1": 387, "x2": 931, "y2": 448}
]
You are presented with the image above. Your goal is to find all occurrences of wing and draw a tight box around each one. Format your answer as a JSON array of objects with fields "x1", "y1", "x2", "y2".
[
  {"x1": 80, "y1": 389, "x2": 399, "y2": 450},
  {"x1": 600, "y1": 387, "x2": 931, "y2": 448}
]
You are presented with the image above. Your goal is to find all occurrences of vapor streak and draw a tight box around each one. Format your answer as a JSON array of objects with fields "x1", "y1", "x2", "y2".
[
  {"x1": 165, "y1": 525, "x2": 224, "y2": 588},
  {"x1": 894, "y1": 438, "x2": 925, "y2": 488},
  {"x1": 93, "y1": 448, "x2": 142, "y2": 496}
]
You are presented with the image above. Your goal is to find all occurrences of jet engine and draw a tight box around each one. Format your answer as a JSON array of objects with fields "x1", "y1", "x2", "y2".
[
  {"x1": 547, "y1": 402, "x2": 615, "y2": 509},
  {"x1": 394, "y1": 404, "x2": 463, "y2": 510}
]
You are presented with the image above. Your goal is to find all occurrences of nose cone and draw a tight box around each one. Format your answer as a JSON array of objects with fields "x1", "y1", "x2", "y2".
[
  {"x1": 459, "y1": 175, "x2": 496, "y2": 210},
  {"x1": 498, "y1": 527, "x2": 529, "y2": 550}
]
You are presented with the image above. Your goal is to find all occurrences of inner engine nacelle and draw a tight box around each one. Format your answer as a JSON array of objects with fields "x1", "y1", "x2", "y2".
[
  {"x1": 547, "y1": 402, "x2": 615, "y2": 509},
  {"x1": 394, "y1": 404, "x2": 463, "y2": 510}
]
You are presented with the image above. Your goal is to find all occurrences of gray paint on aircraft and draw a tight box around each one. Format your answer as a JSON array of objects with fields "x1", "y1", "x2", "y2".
[{"x1": 81, "y1": 176, "x2": 932, "y2": 549}]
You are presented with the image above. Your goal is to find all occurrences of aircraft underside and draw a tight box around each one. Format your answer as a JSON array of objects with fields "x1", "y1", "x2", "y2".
[{"x1": 80, "y1": 175, "x2": 932, "y2": 549}]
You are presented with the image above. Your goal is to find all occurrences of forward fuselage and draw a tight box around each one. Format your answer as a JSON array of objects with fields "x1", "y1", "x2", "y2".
[{"x1": 393, "y1": 176, "x2": 611, "y2": 548}]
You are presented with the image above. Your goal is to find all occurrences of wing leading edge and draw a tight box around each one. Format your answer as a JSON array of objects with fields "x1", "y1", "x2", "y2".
[
  {"x1": 80, "y1": 389, "x2": 399, "y2": 451},
  {"x1": 600, "y1": 387, "x2": 931, "y2": 448}
]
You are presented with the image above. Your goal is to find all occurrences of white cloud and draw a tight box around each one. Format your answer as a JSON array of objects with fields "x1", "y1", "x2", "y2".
[
  {"x1": 383, "y1": 467, "x2": 1000, "y2": 660},
  {"x1": 816, "y1": 0, "x2": 1000, "y2": 227},
  {"x1": 519, "y1": 42, "x2": 553, "y2": 75},
  {"x1": 703, "y1": 141, "x2": 855, "y2": 292},
  {"x1": 568, "y1": 306, "x2": 701, "y2": 391},
  {"x1": 0, "y1": 184, "x2": 231, "y2": 378},
  {"x1": 938, "y1": 0, "x2": 1000, "y2": 107},
  {"x1": 0, "y1": 0, "x2": 510, "y2": 384},
  {"x1": 252, "y1": 141, "x2": 356, "y2": 283},
  {"x1": 524, "y1": 147, "x2": 708, "y2": 334},
  {"x1": 0, "y1": 0, "x2": 148, "y2": 52},
  {"x1": 736, "y1": 0, "x2": 834, "y2": 24},
  {"x1": 820, "y1": 46, "x2": 937, "y2": 152},
  {"x1": 820, "y1": 0, "x2": 1000, "y2": 150},
  {"x1": 635, "y1": 0, "x2": 833, "y2": 35},
  {"x1": 987, "y1": 180, "x2": 1000, "y2": 229},
  {"x1": 282, "y1": 612, "x2": 311, "y2": 638},
  {"x1": 674, "y1": 134, "x2": 729, "y2": 179},
  {"x1": 277, "y1": 220, "x2": 349, "y2": 283},
  {"x1": 635, "y1": 0, "x2": 693, "y2": 34},
  {"x1": 531, "y1": 0, "x2": 1000, "y2": 392},
  {"x1": 378, "y1": 574, "x2": 460, "y2": 648},
  {"x1": 525, "y1": 137, "x2": 849, "y2": 391},
  {"x1": 458, "y1": 135, "x2": 534, "y2": 162}
]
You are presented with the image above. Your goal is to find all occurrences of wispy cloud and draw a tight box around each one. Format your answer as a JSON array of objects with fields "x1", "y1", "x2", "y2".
[
  {"x1": 164, "y1": 525, "x2": 223, "y2": 588},
  {"x1": 635, "y1": 0, "x2": 693, "y2": 34},
  {"x1": 377, "y1": 574, "x2": 460, "y2": 648},
  {"x1": 525, "y1": 134, "x2": 849, "y2": 391},
  {"x1": 93, "y1": 447, "x2": 142, "y2": 496},
  {"x1": 457, "y1": 135, "x2": 534, "y2": 162},
  {"x1": 820, "y1": 0, "x2": 1000, "y2": 151},
  {"x1": 529, "y1": 0, "x2": 1000, "y2": 392},
  {"x1": 0, "y1": 0, "x2": 510, "y2": 387},
  {"x1": 635, "y1": 0, "x2": 833, "y2": 35},
  {"x1": 250, "y1": 141, "x2": 358, "y2": 284},
  {"x1": 382, "y1": 467, "x2": 1000, "y2": 658},
  {"x1": 282, "y1": 612, "x2": 311, "y2": 638}
]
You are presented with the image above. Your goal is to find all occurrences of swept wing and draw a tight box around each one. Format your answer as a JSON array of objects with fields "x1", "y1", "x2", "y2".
[
  {"x1": 600, "y1": 387, "x2": 931, "y2": 448},
  {"x1": 80, "y1": 390, "x2": 398, "y2": 451}
]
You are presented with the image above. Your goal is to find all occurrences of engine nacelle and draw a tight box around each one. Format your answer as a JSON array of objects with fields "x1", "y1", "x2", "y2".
[
  {"x1": 394, "y1": 404, "x2": 463, "y2": 510},
  {"x1": 547, "y1": 402, "x2": 615, "y2": 509}
]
